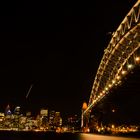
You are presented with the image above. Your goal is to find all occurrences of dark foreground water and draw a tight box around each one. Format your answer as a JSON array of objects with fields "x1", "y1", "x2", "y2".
[
  {"x1": 0, "y1": 131, "x2": 78, "y2": 140},
  {"x1": 0, "y1": 131, "x2": 139, "y2": 140}
]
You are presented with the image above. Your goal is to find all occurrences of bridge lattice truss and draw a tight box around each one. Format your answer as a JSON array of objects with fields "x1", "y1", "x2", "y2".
[{"x1": 84, "y1": 1, "x2": 140, "y2": 114}]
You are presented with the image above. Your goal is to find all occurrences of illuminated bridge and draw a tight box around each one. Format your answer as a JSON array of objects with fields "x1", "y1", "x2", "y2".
[{"x1": 83, "y1": 0, "x2": 140, "y2": 120}]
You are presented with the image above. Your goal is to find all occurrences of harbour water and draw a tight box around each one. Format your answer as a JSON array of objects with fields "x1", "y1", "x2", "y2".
[
  {"x1": 0, "y1": 131, "x2": 78, "y2": 140},
  {"x1": 0, "y1": 131, "x2": 140, "y2": 140}
]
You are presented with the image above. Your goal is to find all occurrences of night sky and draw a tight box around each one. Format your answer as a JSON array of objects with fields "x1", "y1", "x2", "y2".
[{"x1": 0, "y1": 0, "x2": 139, "y2": 120}]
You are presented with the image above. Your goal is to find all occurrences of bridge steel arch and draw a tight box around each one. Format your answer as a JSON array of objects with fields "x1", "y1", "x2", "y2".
[{"x1": 84, "y1": 1, "x2": 140, "y2": 115}]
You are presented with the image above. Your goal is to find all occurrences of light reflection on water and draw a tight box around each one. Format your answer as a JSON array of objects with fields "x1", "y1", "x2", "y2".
[
  {"x1": 79, "y1": 133, "x2": 140, "y2": 140},
  {"x1": 0, "y1": 131, "x2": 140, "y2": 140}
]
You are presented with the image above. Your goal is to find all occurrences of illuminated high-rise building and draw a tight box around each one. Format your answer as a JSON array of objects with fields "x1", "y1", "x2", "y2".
[
  {"x1": 49, "y1": 110, "x2": 55, "y2": 128},
  {"x1": 67, "y1": 114, "x2": 79, "y2": 130},
  {"x1": 54, "y1": 112, "x2": 62, "y2": 127},
  {"x1": 40, "y1": 109, "x2": 48, "y2": 117},
  {"x1": 0, "y1": 113, "x2": 4, "y2": 122},
  {"x1": 40, "y1": 109, "x2": 49, "y2": 127},
  {"x1": 14, "y1": 106, "x2": 21, "y2": 115},
  {"x1": 26, "y1": 111, "x2": 31, "y2": 117}
]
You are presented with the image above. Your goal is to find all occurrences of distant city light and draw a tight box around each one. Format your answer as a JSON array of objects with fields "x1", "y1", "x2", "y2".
[
  {"x1": 111, "y1": 124, "x2": 115, "y2": 129},
  {"x1": 112, "y1": 109, "x2": 115, "y2": 113}
]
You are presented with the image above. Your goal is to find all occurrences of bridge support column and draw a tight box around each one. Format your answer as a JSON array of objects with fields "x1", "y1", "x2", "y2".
[
  {"x1": 81, "y1": 111, "x2": 90, "y2": 132},
  {"x1": 81, "y1": 102, "x2": 90, "y2": 132}
]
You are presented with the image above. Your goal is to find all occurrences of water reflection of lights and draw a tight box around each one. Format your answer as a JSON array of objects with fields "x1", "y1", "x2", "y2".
[{"x1": 79, "y1": 133, "x2": 140, "y2": 140}]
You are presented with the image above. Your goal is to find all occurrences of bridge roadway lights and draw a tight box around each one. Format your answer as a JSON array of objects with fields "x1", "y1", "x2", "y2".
[{"x1": 85, "y1": 0, "x2": 140, "y2": 115}]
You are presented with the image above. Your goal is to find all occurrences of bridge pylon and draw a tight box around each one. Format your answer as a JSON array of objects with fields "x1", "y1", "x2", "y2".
[{"x1": 81, "y1": 102, "x2": 90, "y2": 132}]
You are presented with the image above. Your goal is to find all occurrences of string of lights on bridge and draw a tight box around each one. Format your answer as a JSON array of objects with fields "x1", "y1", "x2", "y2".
[
  {"x1": 88, "y1": 56, "x2": 140, "y2": 112},
  {"x1": 84, "y1": 0, "x2": 140, "y2": 115}
]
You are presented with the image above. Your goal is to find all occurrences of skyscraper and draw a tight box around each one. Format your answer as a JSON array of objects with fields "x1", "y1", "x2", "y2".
[
  {"x1": 49, "y1": 110, "x2": 55, "y2": 129},
  {"x1": 54, "y1": 112, "x2": 62, "y2": 127},
  {"x1": 5, "y1": 104, "x2": 12, "y2": 116}
]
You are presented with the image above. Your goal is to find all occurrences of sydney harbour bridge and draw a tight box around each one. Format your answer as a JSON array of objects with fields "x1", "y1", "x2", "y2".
[{"x1": 82, "y1": 0, "x2": 140, "y2": 129}]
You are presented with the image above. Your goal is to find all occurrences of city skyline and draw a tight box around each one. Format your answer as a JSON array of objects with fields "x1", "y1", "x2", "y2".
[{"x1": 0, "y1": 0, "x2": 139, "y2": 120}]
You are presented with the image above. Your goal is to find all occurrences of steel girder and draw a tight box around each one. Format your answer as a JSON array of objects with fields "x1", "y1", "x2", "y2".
[{"x1": 85, "y1": 1, "x2": 140, "y2": 114}]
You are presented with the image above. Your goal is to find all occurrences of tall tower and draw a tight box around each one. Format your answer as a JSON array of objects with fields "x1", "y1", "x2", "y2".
[{"x1": 5, "y1": 104, "x2": 12, "y2": 116}]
